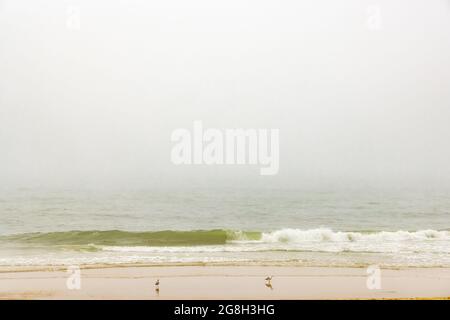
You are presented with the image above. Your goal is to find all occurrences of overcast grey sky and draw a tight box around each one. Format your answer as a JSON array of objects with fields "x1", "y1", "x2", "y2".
[{"x1": 1, "y1": 0, "x2": 450, "y2": 190}]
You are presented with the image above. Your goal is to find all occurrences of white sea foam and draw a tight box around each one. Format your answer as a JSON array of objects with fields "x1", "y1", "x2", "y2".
[{"x1": 259, "y1": 228, "x2": 450, "y2": 243}]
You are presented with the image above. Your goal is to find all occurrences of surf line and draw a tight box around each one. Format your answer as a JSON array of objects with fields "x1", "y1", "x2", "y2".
[{"x1": 171, "y1": 120, "x2": 279, "y2": 175}]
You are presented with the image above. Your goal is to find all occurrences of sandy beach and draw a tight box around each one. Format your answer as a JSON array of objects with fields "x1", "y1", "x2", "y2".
[{"x1": 0, "y1": 265, "x2": 449, "y2": 300}]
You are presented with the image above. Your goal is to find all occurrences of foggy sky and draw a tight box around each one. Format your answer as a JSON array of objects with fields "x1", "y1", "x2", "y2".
[{"x1": 1, "y1": 0, "x2": 450, "y2": 190}]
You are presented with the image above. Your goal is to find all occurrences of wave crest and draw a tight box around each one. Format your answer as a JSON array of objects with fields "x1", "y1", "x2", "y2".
[{"x1": 260, "y1": 228, "x2": 450, "y2": 243}]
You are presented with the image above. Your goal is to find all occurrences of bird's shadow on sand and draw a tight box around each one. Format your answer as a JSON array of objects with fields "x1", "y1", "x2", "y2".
[{"x1": 265, "y1": 282, "x2": 274, "y2": 290}]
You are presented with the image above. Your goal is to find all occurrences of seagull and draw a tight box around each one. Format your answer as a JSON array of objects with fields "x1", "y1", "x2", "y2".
[
  {"x1": 155, "y1": 279, "x2": 160, "y2": 286},
  {"x1": 265, "y1": 276, "x2": 273, "y2": 282}
]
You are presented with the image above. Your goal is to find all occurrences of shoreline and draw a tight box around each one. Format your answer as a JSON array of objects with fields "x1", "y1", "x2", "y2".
[
  {"x1": 0, "y1": 265, "x2": 449, "y2": 300},
  {"x1": 1, "y1": 261, "x2": 449, "y2": 274}
]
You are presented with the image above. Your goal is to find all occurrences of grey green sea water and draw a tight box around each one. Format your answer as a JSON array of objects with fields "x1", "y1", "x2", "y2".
[{"x1": 0, "y1": 187, "x2": 449, "y2": 267}]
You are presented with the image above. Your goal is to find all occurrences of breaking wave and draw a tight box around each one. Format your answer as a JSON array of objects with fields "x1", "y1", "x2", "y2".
[
  {"x1": 1, "y1": 228, "x2": 449, "y2": 267},
  {"x1": 1, "y1": 228, "x2": 448, "y2": 248}
]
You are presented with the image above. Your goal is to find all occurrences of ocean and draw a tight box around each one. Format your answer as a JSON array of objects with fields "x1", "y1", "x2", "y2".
[{"x1": 0, "y1": 187, "x2": 449, "y2": 267}]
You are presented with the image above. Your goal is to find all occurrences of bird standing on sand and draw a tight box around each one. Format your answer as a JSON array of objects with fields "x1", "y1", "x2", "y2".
[
  {"x1": 155, "y1": 279, "x2": 160, "y2": 295},
  {"x1": 265, "y1": 276, "x2": 273, "y2": 290}
]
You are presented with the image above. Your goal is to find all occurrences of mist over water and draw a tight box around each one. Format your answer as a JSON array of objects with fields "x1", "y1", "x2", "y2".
[{"x1": 1, "y1": 0, "x2": 450, "y2": 189}]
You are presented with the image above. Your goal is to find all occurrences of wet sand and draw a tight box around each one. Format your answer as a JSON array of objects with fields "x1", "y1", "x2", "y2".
[{"x1": 0, "y1": 265, "x2": 449, "y2": 300}]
